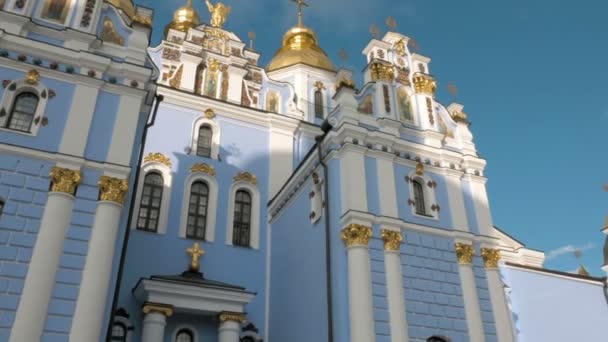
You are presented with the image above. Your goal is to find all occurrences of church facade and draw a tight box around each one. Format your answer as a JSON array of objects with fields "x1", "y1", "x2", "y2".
[{"x1": 2, "y1": 1, "x2": 600, "y2": 342}]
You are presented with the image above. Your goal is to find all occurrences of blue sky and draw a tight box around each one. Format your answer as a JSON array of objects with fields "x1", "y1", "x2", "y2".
[{"x1": 137, "y1": 0, "x2": 607, "y2": 275}]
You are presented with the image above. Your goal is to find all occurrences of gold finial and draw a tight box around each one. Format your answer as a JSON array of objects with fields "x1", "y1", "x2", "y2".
[
  {"x1": 481, "y1": 248, "x2": 501, "y2": 268},
  {"x1": 381, "y1": 229, "x2": 403, "y2": 251},
  {"x1": 455, "y1": 243, "x2": 475, "y2": 264},
  {"x1": 248, "y1": 31, "x2": 256, "y2": 50},
  {"x1": 25, "y1": 69, "x2": 40, "y2": 85},
  {"x1": 98, "y1": 176, "x2": 129, "y2": 204},
  {"x1": 186, "y1": 242, "x2": 205, "y2": 272},
  {"x1": 205, "y1": 0, "x2": 231, "y2": 28},
  {"x1": 386, "y1": 16, "x2": 397, "y2": 30},
  {"x1": 291, "y1": 0, "x2": 309, "y2": 27},
  {"x1": 341, "y1": 224, "x2": 372, "y2": 247},
  {"x1": 50, "y1": 167, "x2": 83, "y2": 195}
]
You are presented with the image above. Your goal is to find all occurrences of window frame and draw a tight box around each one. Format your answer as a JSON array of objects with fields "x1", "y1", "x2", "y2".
[
  {"x1": 226, "y1": 180, "x2": 260, "y2": 249},
  {"x1": 7, "y1": 92, "x2": 38, "y2": 132},
  {"x1": 0, "y1": 79, "x2": 49, "y2": 136},
  {"x1": 131, "y1": 161, "x2": 173, "y2": 234},
  {"x1": 407, "y1": 171, "x2": 439, "y2": 220},
  {"x1": 179, "y1": 171, "x2": 218, "y2": 242},
  {"x1": 196, "y1": 124, "x2": 213, "y2": 158},
  {"x1": 232, "y1": 189, "x2": 252, "y2": 247},
  {"x1": 191, "y1": 117, "x2": 220, "y2": 160},
  {"x1": 172, "y1": 325, "x2": 198, "y2": 342},
  {"x1": 314, "y1": 89, "x2": 324, "y2": 119},
  {"x1": 136, "y1": 172, "x2": 164, "y2": 233}
]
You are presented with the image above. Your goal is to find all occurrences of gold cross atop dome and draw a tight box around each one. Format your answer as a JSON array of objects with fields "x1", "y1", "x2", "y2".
[
  {"x1": 291, "y1": 0, "x2": 309, "y2": 26},
  {"x1": 186, "y1": 242, "x2": 205, "y2": 272}
]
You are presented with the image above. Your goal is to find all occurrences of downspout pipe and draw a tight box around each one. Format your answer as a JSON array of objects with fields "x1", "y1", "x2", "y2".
[
  {"x1": 104, "y1": 94, "x2": 164, "y2": 341},
  {"x1": 315, "y1": 119, "x2": 334, "y2": 342}
]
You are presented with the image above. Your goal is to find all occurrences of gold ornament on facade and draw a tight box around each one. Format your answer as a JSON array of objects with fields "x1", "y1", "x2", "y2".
[
  {"x1": 144, "y1": 152, "x2": 172, "y2": 167},
  {"x1": 187, "y1": 242, "x2": 205, "y2": 272},
  {"x1": 481, "y1": 248, "x2": 501, "y2": 268},
  {"x1": 169, "y1": 64, "x2": 183, "y2": 89},
  {"x1": 101, "y1": 17, "x2": 125, "y2": 46},
  {"x1": 381, "y1": 230, "x2": 403, "y2": 251},
  {"x1": 204, "y1": 108, "x2": 216, "y2": 119},
  {"x1": 191, "y1": 163, "x2": 216, "y2": 176},
  {"x1": 413, "y1": 75, "x2": 436, "y2": 94},
  {"x1": 25, "y1": 69, "x2": 40, "y2": 85},
  {"x1": 451, "y1": 110, "x2": 469, "y2": 123},
  {"x1": 335, "y1": 77, "x2": 356, "y2": 91},
  {"x1": 219, "y1": 312, "x2": 246, "y2": 323},
  {"x1": 394, "y1": 39, "x2": 407, "y2": 57},
  {"x1": 142, "y1": 302, "x2": 174, "y2": 317},
  {"x1": 341, "y1": 224, "x2": 372, "y2": 247},
  {"x1": 205, "y1": 0, "x2": 231, "y2": 28},
  {"x1": 370, "y1": 62, "x2": 395, "y2": 82},
  {"x1": 415, "y1": 161, "x2": 424, "y2": 175},
  {"x1": 133, "y1": 13, "x2": 152, "y2": 27},
  {"x1": 234, "y1": 172, "x2": 258, "y2": 186},
  {"x1": 314, "y1": 81, "x2": 325, "y2": 90},
  {"x1": 165, "y1": 0, "x2": 200, "y2": 35},
  {"x1": 49, "y1": 167, "x2": 83, "y2": 195},
  {"x1": 455, "y1": 243, "x2": 475, "y2": 265},
  {"x1": 98, "y1": 176, "x2": 129, "y2": 204}
]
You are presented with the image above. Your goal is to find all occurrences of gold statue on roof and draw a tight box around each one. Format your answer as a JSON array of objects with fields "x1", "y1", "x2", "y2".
[{"x1": 205, "y1": 0, "x2": 231, "y2": 28}]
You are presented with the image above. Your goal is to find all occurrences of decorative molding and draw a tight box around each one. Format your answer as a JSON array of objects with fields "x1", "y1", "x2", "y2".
[
  {"x1": 455, "y1": 243, "x2": 475, "y2": 265},
  {"x1": 49, "y1": 167, "x2": 82, "y2": 195},
  {"x1": 233, "y1": 171, "x2": 257, "y2": 186},
  {"x1": 80, "y1": 0, "x2": 96, "y2": 27},
  {"x1": 413, "y1": 74, "x2": 436, "y2": 94},
  {"x1": 370, "y1": 62, "x2": 395, "y2": 82},
  {"x1": 204, "y1": 108, "x2": 216, "y2": 119},
  {"x1": 142, "y1": 302, "x2": 174, "y2": 317},
  {"x1": 190, "y1": 163, "x2": 216, "y2": 176},
  {"x1": 219, "y1": 312, "x2": 246, "y2": 323},
  {"x1": 381, "y1": 229, "x2": 403, "y2": 251},
  {"x1": 341, "y1": 224, "x2": 372, "y2": 247},
  {"x1": 481, "y1": 248, "x2": 500, "y2": 268},
  {"x1": 98, "y1": 176, "x2": 128, "y2": 204},
  {"x1": 144, "y1": 153, "x2": 172, "y2": 167}
]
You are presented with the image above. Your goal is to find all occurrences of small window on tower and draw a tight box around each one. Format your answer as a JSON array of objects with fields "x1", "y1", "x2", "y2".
[
  {"x1": 314, "y1": 90, "x2": 324, "y2": 118},
  {"x1": 197, "y1": 125, "x2": 213, "y2": 158},
  {"x1": 383, "y1": 85, "x2": 391, "y2": 113},
  {"x1": 413, "y1": 179, "x2": 427, "y2": 216}
]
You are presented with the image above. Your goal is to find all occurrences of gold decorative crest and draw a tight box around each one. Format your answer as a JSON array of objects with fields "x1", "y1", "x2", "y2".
[
  {"x1": 142, "y1": 303, "x2": 174, "y2": 317},
  {"x1": 204, "y1": 108, "x2": 216, "y2": 119},
  {"x1": 98, "y1": 176, "x2": 129, "y2": 204},
  {"x1": 455, "y1": 243, "x2": 474, "y2": 265},
  {"x1": 234, "y1": 172, "x2": 257, "y2": 186},
  {"x1": 144, "y1": 153, "x2": 172, "y2": 167},
  {"x1": 25, "y1": 69, "x2": 40, "y2": 85},
  {"x1": 394, "y1": 39, "x2": 406, "y2": 56},
  {"x1": 191, "y1": 163, "x2": 216, "y2": 176},
  {"x1": 370, "y1": 62, "x2": 395, "y2": 82},
  {"x1": 413, "y1": 74, "x2": 436, "y2": 94},
  {"x1": 49, "y1": 167, "x2": 83, "y2": 195},
  {"x1": 314, "y1": 81, "x2": 325, "y2": 90},
  {"x1": 381, "y1": 229, "x2": 403, "y2": 251},
  {"x1": 341, "y1": 224, "x2": 372, "y2": 247},
  {"x1": 415, "y1": 161, "x2": 424, "y2": 175},
  {"x1": 219, "y1": 312, "x2": 246, "y2": 323},
  {"x1": 481, "y1": 248, "x2": 501, "y2": 268}
]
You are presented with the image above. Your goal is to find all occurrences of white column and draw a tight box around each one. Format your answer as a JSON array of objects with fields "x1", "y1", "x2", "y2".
[
  {"x1": 10, "y1": 167, "x2": 82, "y2": 342},
  {"x1": 342, "y1": 224, "x2": 375, "y2": 342},
  {"x1": 381, "y1": 229, "x2": 409, "y2": 342},
  {"x1": 455, "y1": 243, "x2": 485, "y2": 342},
  {"x1": 218, "y1": 312, "x2": 245, "y2": 342},
  {"x1": 482, "y1": 248, "x2": 515, "y2": 342},
  {"x1": 141, "y1": 303, "x2": 173, "y2": 342},
  {"x1": 69, "y1": 176, "x2": 129, "y2": 342},
  {"x1": 444, "y1": 170, "x2": 469, "y2": 232}
]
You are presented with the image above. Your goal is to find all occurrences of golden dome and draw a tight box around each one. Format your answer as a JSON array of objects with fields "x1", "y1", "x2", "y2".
[
  {"x1": 164, "y1": 0, "x2": 200, "y2": 36},
  {"x1": 107, "y1": 0, "x2": 136, "y2": 19},
  {"x1": 267, "y1": 25, "x2": 335, "y2": 73}
]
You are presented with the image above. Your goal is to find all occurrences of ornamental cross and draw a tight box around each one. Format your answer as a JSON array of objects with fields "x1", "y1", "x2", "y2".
[
  {"x1": 291, "y1": 0, "x2": 309, "y2": 26},
  {"x1": 186, "y1": 242, "x2": 205, "y2": 273}
]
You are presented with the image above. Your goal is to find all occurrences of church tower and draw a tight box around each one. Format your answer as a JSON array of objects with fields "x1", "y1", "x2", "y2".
[{"x1": 0, "y1": 1, "x2": 157, "y2": 341}]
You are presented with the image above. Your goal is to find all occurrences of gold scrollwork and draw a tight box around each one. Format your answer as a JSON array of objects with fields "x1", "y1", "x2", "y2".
[
  {"x1": 381, "y1": 229, "x2": 403, "y2": 251},
  {"x1": 481, "y1": 248, "x2": 501, "y2": 269},
  {"x1": 219, "y1": 311, "x2": 246, "y2": 323},
  {"x1": 191, "y1": 163, "x2": 216, "y2": 176},
  {"x1": 233, "y1": 172, "x2": 257, "y2": 186},
  {"x1": 25, "y1": 69, "x2": 40, "y2": 85},
  {"x1": 142, "y1": 302, "x2": 174, "y2": 317},
  {"x1": 455, "y1": 243, "x2": 475, "y2": 265},
  {"x1": 144, "y1": 153, "x2": 172, "y2": 167},
  {"x1": 204, "y1": 108, "x2": 216, "y2": 119},
  {"x1": 370, "y1": 62, "x2": 395, "y2": 82},
  {"x1": 50, "y1": 167, "x2": 83, "y2": 195},
  {"x1": 98, "y1": 176, "x2": 129, "y2": 204},
  {"x1": 413, "y1": 74, "x2": 436, "y2": 94},
  {"x1": 341, "y1": 224, "x2": 372, "y2": 247},
  {"x1": 314, "y1": 81, "x2": 325, "y2": 90}
]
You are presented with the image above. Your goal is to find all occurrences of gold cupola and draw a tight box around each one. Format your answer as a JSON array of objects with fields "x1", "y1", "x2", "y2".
[
  {"x1": 164, "y1": 0, "x2": 201, "y2": 36},
  {"x1": 266, "y1": 1, "x2": 335, "y2": 72},
  {"x1": 106, "y1": 0, "x2": 136, "y2": 19}
]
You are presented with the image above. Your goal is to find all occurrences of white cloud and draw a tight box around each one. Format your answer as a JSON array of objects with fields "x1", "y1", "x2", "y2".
[{"x1": 546, "y1": 242, "x2": 595, "y2": 260}]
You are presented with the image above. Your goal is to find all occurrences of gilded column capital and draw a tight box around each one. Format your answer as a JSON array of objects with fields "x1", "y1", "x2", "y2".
[
  {"x1": 218, "y1": 311, "x2": 246, "y2": 323},
  {"x1": 370, "y1": 62, "x2": 395, "y2": 82},
  {"x1": 413, "y1": 74, "x2": 436, "y2": 94},
  {"x1": 49, "y1": 167, "x2": 83, "y2": 195},
  {"x1": 381, "y1": 229, "x2": 403, "y2": 251},
  {"x1": 481, "y1": 248, "x2": 501, "y2": 269},
  {"x1": 341, "y1": 224, "x2": 372, "y2": 247},
  {"x1": 142, "y1": 302, "x2": 173, "y2": 317},
  {"x1": 98, "y1": 176, "x2": 129, "y2": 204},
  {"x1": 455, "y1": 243, "x2": 475, "y2": 265}
]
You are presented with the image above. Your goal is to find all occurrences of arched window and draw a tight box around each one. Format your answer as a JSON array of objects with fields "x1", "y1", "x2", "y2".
[
  {"x1": 7, "y1": 92, "x2": 38, "y2": 132},
  {"x1": 314, "y1": 90, "x2": 324, "y2": 118},
  {"x1": 197, "y1": 125, "x2": 213, "y2": 158},
  {"x1": 427, "y1": 336, "x2": 448, "y2": 342},
  {"x1": 0, "y1": 199, "x2": 4, "y2": 219},
  {"x1": 232, "y1": 190, "x2": 252, "y2": 247},
  {"x1": 137, "y1": 172, "x2": 164, "y2": 232},
  {"x1": 176, "y1": 329, "x2": 194, "y2": 342},
  {"x1": 413, "y1": 179, "x2": 427, "y2": 216},
  {"x1": 110, "y1": 323, "x2": 127, "y2": 342},
  {"x1": 187, "y1": 181, "x2": 209, "y2": 240}
]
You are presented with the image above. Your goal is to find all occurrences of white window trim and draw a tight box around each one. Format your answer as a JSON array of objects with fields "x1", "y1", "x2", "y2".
[
  {"x1": 311, "y1": 87, "x2": 325, "y2": 120},
  {"x1": 408, "y1": 170, "x2": 439, "y2": 220},
  {"x1": 179, "y1": 171, "x2": 218, "y2": 242},
  {"x1": 112, "y1": 316, "x2": 133, "y2": 342},
  {"x1": 226, "y1": 181, "x2": 260, "y2": 249},
  {"x1": 191, "y1": 117, "x2": 220, "y2": 160},
  {"x1": 172, "y1": 325, "x2": 198, "y2": 342},
  {"x1": 131, "y1": 162, "x2": 173, "y2": 234},
  {"x1": 0, "y1": 79, "x2": 49, "y2": 136}
]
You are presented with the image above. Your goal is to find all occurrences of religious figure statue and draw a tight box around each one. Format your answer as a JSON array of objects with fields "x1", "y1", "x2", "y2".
[{"x1": 205, "y1": 0, "x2": 231, "y2": 28}]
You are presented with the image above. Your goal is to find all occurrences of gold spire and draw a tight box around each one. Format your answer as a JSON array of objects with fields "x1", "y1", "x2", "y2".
[
  {"x1": 164, "y1": 0, "x2": 201, "y2": 36},
  {"x1": 266, "y1": 0, "x2": 335, "y2": 72}
]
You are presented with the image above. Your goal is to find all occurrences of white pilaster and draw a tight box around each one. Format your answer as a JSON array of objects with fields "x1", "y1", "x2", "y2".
[
  {"x1": 218, "y1": 312, "x2": 245, "y2": 342},
  {"x1": 227, "y1": 65, "x2": 248, "y2": 104},
  {"x1": 106, "y1": 94, "x2": 143, "y2": 166},
  {"x1": 381, "y1": 229, "x2": 409, "y2": 342},
  {"x1": 269, "y1": 126, "x2": 295, "y2": 197},
  {"x1": 69, "y1": 176, "x2": 128, "y2": 342},
  {"x1": 376, "y1": 157, "x2": 398, "y2": 217},
  {"x1": 180, "y1": 54, "x2": 203, "y2": 92},
  {"x1": 482, "y1": 249, "x2": 515, "y2": 342},
  {"x1": 445, "y1": 170, "x2": 469, "y2": 232},
  {"x1": 342, "y1": 224, "x2": 375, "y2": 342},
  {"x1": 465, "y1": 176, "x2": 494, "y2": 236},
  {"x1": 340, "y1": 148, "x2": 368, "y2": 213},
  {"x1": 455, "y1": 243, "x2": 485, "y2": 342},
  {"x1": 58, "y1": 83, "x2": 100, "y2": 157},
  {"x1": 141, "y1": 304, "x2": 173, "y2": 342},
  {"x1": 10, "y1": 167, "x2": 82, "y2": 342}
]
